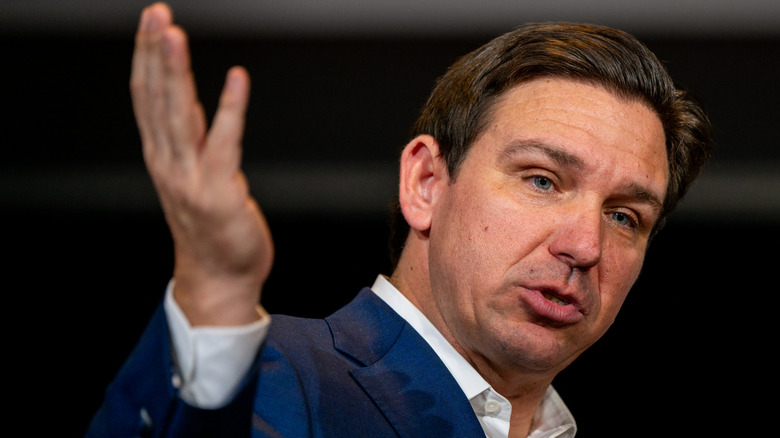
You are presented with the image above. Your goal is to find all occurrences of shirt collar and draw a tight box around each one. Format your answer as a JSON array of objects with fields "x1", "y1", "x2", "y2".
[{"x1": 529, "y1": 386, "x2": 577, "y2": 438}]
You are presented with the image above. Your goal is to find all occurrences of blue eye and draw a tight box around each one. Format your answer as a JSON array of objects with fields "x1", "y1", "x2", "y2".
[
  {"x1": 533, "y1": 176, "x2": 553, "y2": 190},
  {"x1": 611, "y1": 212, "x2": 632, "y2": 227}
]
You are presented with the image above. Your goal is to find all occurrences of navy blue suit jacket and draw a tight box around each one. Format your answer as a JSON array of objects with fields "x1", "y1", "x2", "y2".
[{"x1": 86, "y1": 288, "x2": 485, "y2": 437}]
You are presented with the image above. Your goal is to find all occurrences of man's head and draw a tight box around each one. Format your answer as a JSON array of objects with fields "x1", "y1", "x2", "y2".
[
  {"x1": 389, "y1": 22, "x2": 712, "y2": 386},
  {"x1": 390, "y1": 22, "x2": 712, "y2": 266}
]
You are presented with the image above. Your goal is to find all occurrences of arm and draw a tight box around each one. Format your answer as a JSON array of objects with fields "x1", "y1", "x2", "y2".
[
  {"x1": 87, "y1": 3, "x2": 276, "y2": 436},
  {"x1": 132, "y1": 2, "x2": 273, "y2": 326}
]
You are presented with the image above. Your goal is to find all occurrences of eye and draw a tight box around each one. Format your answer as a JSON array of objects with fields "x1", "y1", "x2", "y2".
[
  {"x1": 610, "y1": 211, "x2": 636, "y2": 228},
  {"x1": 532, "y1": 176, "x2": 554, "y2": 191}
]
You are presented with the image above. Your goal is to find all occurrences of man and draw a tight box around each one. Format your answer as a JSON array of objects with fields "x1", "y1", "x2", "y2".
[{"x1": 87, "y1": 2, "x2": 712, "y2": 437}]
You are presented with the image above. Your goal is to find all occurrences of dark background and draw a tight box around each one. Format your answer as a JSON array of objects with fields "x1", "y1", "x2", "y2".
[{"x1": 2, "y1": 2, "x2": 778, "y2": 436}]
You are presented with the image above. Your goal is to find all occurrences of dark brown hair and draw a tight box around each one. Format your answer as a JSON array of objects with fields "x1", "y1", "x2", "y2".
[{"x1": 389, "y1": 22, "x2": 713, "y2": 267}]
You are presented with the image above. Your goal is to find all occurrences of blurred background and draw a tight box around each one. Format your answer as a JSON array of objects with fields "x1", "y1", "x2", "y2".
[{"x1": 2, "y1": 0, "x2": 777, "y2": 435}]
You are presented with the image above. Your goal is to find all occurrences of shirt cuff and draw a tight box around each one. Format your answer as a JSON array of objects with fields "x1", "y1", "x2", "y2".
[{"x1": 163, "y1": 280, "x2": 271, "y2": 408}]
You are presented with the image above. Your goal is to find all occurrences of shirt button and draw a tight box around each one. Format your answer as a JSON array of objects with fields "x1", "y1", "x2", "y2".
[
  {"x1": 139, "y1": 407, "x2": 153, "y2": 427},
  {"x1": 171, "y1": 373, "x2": 182, "y2": 389},
  {"x1": 484, "y1": 400, "x2": 501, "y2": 414}
]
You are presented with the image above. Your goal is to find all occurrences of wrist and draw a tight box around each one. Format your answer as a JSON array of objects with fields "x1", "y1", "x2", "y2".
[{"x1": 172, "y1": 270, "x2": 265, "y2": 326}]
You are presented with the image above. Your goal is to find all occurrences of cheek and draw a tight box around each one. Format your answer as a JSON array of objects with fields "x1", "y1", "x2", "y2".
[
  {"x1": 448, "y1": 199, "x2": 533, "y2": 283},
  {"x1": 598, "y1": 244, "x2": 646, "y2": 320},
  {"x1": 429, "y1": 192, "x2": 512, "y2": 308}
]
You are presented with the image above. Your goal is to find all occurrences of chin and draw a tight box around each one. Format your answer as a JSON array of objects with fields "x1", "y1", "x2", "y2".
[{"x1": 491, "y1": 321, "x2": 574, "y2": 372}]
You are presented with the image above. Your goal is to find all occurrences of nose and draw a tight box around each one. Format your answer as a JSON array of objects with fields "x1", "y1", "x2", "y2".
[{"x1": 548, "y1": 205, "x2": 603, "y2": 270}]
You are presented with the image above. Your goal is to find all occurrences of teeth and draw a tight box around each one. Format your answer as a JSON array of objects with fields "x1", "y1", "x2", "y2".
[{"x1": 542, "y1": 292, "x2": 569, "y2": 305}]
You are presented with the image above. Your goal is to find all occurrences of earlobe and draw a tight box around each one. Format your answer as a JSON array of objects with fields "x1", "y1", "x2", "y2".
[{"x1": 398, "y1": 135, "x2": 448, "y2": 232}]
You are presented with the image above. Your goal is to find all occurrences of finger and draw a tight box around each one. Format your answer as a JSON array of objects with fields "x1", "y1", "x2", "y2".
[
  {"x1": 130, "y1": 6, "x2": 154, "y2": 148},
  {"x1": 130, "y1": 3, "x2": 173, "y2": 158},
  {"x1": 162, "y1": 25, "x2": 206, "y2": 169},
  {"x1": 205, "y1": 66, "x2": 251, "y2": 176}
]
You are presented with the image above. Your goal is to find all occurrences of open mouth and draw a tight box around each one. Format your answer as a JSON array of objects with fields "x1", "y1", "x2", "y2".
[{"x1": 542, "y1": 291, "x2": 569, "y2": 306}]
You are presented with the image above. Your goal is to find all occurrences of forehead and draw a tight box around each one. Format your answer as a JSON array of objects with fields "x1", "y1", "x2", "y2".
[{"x1": 477, "y1": 78, "x2": 668, "y2": 180}]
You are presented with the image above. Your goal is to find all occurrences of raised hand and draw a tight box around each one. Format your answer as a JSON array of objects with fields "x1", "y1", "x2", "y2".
[{"x1": 131, "y1": 3, "x2": 274, "y2": 326}]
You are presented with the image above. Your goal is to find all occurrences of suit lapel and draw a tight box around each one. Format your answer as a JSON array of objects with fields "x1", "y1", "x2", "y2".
[{"x1": 326, "y1": 289, "x2": 485, "y2": 438}]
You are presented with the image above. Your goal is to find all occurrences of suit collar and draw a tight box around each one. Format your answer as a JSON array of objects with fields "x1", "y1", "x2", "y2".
[
  {"x1": 326, "y1": 288, "x2": 406, "y2": 366},
  {"x1": 326, "y1": 288, "x2": 485, "y2": 437}
]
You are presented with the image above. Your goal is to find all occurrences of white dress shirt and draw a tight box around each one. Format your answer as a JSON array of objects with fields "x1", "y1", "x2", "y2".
[{"x1": 165, "y1": 275, "x2": 577, "y2": 437}]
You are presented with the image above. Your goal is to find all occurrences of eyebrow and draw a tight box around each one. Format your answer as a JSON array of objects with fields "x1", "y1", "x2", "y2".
[
  {"x1": 499, "y1": 140, "x2": 585, "y2": 171},
  {"x1": 500, "y1": 139, "x2": 665, "y2": 215},
  {"x1": 621, "y1": 183, "x2": 665, "y2": 216}
]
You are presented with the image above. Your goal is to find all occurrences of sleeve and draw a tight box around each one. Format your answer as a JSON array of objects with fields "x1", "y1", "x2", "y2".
[
  {"x1": 84, "y1": 282, "x2": 272, "y2": 438},
  {"x1": 164, "y1": 280, "x2": 271, "y2": 408}
]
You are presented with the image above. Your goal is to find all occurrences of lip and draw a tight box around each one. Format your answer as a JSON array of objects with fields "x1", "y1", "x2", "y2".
[{"x1": 518, "y1": 284, "x2": 587, "y2": 325}]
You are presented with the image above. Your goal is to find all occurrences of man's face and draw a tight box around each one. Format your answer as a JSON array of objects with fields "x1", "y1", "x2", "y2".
[{"x1": 427, "y1": 78, "x2": 668, "y2": 376}]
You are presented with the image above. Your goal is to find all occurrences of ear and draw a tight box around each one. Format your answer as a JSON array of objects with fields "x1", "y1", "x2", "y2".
[{"x1": 398, "y1": 135, "x2": 449, "y2": 232}]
